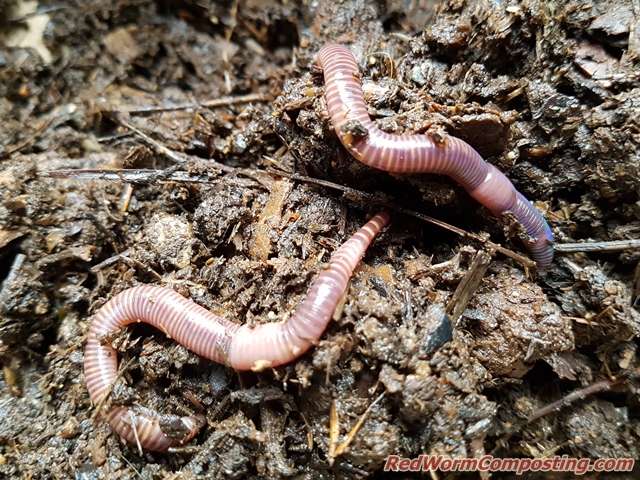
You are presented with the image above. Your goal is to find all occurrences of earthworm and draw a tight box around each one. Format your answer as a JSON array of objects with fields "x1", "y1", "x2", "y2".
[
  {"x1": 317, "y1": 43, "x2": 554, "y2": 271},
  {"x1": 85, "y1": 210, "x2": 390, "y2": 451}
]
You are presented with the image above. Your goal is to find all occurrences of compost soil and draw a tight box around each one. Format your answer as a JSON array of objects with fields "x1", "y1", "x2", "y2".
[{"x1": 1, "y1": 0, "x2": 639, "y2": 478}]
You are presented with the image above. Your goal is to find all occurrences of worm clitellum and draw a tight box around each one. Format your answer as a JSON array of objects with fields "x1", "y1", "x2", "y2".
[
  {"x1": 85, "y1": 210, "x2": 390, "y2": 451},
  {"x1": 317, "y1": 43, "x2": 554, "y2": 272}
]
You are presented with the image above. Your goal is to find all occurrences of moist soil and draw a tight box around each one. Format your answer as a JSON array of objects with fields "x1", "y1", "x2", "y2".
[{"x1": 1, "y1": 0, "x2": 639, "y2": 478}]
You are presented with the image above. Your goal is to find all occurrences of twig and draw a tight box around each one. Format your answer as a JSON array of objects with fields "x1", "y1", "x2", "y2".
[
  {"x1": 447, "y1": 250, "x2": 492, "y2": 324},
  {"x1": 130, "y1": 415, "x2": 143, "y2": 456},
  {"x1": 492, "y1": 367, "x2": 640, "y2": 455},
  {"x1": 89, "y1": 248, "x2": 133, "y2": 273},
  {"x1": 300, "y1": 412, "x2": 314, "y2": 451},
  {"x1": 91, "y1": 357, "x2": 137, "y2": 421},
  {"x1": 117, "y1": 452, "x2": 141, "y2": 477},
  {"x1": 41, "y1": 169, "x2": 223, "y2": 184},
  {"x1": 0, "y1": 254, "x2": 26, "y2": 300},
  {"x1": 562, "y1": 316, "x2": 605, "y2": 328},
  {"x1": 119, "y1": 256, "x2": 163, "y2": 282},
  {"x1": 524, "y1": 377, "x2": 625, "y2": 423},
  {"x1": 328, "y1": 392, "x2": 386, "y2": 465},
  {"x1": 119, "y1": 184, "x2": 134, "y2": 214},
  {"x1": 109, "y1": 92, "x2": 271, "y2": 115},
  {"x1": 219, "y1": 276, "x2": 258, "y2": 302},
  {"x1": 40, "y1": 168, "x2": 264, "y2": 193},
  {"x1": 3, "y1": 117, "x2": 55, "y2": 157},
  {"x1": 554, "y1": 239, "x2": 640, "y2": 253},
  {"x1": 109, "y1": 117, "x2": 190, "y2": 165},
  {"x1": 222, "y1": 0, "x2": 240, "y2": 93}
]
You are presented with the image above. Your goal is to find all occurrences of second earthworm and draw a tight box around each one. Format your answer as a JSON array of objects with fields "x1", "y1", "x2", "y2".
[
  {"x1": 317, "y1": 43, "x2": 554, "y2": 272},
  {"x1": 84, "y1": 210, "x2": 390, "y2": 451}
]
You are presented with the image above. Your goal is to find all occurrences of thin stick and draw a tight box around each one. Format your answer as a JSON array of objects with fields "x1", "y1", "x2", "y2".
[
  {"x1": 447, "y1": 250, "x2": 492, "y2": 324},
  {"x1": 110, "y1": 118, "x2": 190, "y2": 165},
  {"x1": 89, "y1": 248, "x2": 133, "y2": 273},
  {"x1": 107, "y1": 92, "x2": 271, "y2": 115},
  {"x1": 3, "y1": 117, "x2": 55, "y2": 157},
  {"x1": 130, "y1": 416, "x2": 143, "y2": 456},
  {"x1": 41, "y1": 169, "x2": 224, "y2": 184},
  {"x1": 331, "y1": 392, "x2": 386, "y2": 462},
  {"x1": 523, "y1": 377, "x2": 626, "y2": 424},
  {"x1": 117, "y1": 452, "x2": 141, "y2": 477},
  {"x1": 554, "y1": 239, "x2": 640, "y2": 253},
  {"x1": 91, "y1": 357, "x2": 137, "y2": 421},
  {"x1": 492, "y1": 367, "x2": 640, "y2": 454}
]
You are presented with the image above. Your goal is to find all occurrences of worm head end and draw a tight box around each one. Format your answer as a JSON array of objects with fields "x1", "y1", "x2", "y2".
[{"x1": 159, "y1": 415, "x2": 203, "y2": 444}]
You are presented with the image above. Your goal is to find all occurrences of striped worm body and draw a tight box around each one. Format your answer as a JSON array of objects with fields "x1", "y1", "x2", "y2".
[
  {"x1": 317, "y1": 43, "x2": 554, "y2": 271},
  {"x1": 84, "y1": 210, "x2": 390, "y2": 450}
]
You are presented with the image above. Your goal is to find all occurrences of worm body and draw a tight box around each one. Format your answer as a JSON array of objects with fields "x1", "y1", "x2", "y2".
[
  {"x1": 85, "y1": 210, "x2": 390, "y2": 451},
  {"x1": 317, "y1": 43, "x2": 554, "y2": 271}
]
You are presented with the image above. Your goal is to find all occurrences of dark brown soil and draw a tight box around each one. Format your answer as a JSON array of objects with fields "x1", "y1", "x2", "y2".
[{"x1": 1, "y1": 0, "x2": 639, "y2": 478}]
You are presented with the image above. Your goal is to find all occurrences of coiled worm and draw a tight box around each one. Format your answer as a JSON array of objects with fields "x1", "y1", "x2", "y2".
[
  {"x1": 317, "y1": 43, "x2": 554, "y2": 271},
  {"x1": 85, "y1": 210, "x2": 390, "y2": 451}
]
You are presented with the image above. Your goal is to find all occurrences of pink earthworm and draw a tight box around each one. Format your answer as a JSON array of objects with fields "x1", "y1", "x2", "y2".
[
  {"x1": 317, "y1": 43, "x2": 554, "y2": 272},
  {"x1": 84, "y1": 210, "x2": 390, "y2": 451}
]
